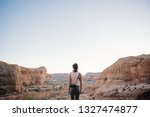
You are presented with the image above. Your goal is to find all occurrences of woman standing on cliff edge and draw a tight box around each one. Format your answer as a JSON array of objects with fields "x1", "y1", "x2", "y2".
[{"x1": 68, "y1": 63, "x2": 83, "y2": 100}]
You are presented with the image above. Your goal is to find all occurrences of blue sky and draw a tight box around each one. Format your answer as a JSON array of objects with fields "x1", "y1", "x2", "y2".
[{"x1": 0, "y1": 0, "x2": 150, "y2": 74}]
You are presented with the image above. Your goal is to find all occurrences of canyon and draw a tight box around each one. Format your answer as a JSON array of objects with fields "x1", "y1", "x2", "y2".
[{"x1": 0, "y1": 54, "x2": 150, "y2": 99}]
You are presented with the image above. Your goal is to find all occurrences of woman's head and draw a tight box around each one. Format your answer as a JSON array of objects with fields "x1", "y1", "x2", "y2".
[{"x1": 72, "y1": 63, "x2": 78, "y2": 72}]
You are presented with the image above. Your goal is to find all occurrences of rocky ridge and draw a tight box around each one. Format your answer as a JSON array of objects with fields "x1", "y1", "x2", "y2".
[{"x1": 85, "y1": 54, "x2": 150, "y2": 99}]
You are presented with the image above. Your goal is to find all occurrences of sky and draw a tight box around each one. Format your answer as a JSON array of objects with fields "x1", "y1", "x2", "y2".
[{"x1": 0, "y1": 0, "x2": 150, "y2": 74}]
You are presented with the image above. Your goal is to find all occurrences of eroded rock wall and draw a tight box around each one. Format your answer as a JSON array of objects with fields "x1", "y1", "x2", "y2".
[
  {"x1": 91, "y1": 54, "x2": 150, "y2": 99},
  {"x1": 0, "y1": 61, "x2": 46, "y2": 95}
]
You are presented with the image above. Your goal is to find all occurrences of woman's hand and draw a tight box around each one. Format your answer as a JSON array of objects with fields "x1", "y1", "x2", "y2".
[{"x1": 80, "y1": 90, "x2": 82, "y2": 94}]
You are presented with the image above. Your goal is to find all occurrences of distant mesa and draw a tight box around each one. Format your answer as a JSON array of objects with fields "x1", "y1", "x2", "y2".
[
  {"x1": 48, "y1": 72, "x2": 100, "y2": 82},
  {"x1": 83, "y1": 72, "x2": 100, "y2": 80},
  {"x1": 52, "y1": 73, "x2": 69, "y2": 81}
]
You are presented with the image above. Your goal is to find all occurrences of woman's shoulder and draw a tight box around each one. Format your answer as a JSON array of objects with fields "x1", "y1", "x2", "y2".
[{"x1": 70, "y1": 71, "x2": 81, "y2": 74}]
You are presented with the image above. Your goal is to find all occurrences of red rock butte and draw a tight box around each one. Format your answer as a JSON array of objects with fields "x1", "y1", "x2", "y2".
[{"x1": 0, "y1": 61, "x2": 46, "y2": 95}]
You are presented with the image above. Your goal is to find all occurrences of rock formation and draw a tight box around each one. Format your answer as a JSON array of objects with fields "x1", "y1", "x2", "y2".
[
  {"x1": 0, "y1": 61, "x2": 46, "y2": 95},
  {"x1": 88, "y1": 54, "x2": 150, "y2": 99},
  {"x1": 99, "y1": 54, "x2": 150, "y2": 83}
]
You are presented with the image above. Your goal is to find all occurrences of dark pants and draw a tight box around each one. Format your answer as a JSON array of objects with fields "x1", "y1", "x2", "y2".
[{"x1": 70, "y1": 85, "x2": 80, "y2": 100}]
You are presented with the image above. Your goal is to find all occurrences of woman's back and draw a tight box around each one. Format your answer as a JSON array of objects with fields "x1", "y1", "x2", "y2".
[{"x1": 70, "y1": 71, "x2": 80, "y2": 85}]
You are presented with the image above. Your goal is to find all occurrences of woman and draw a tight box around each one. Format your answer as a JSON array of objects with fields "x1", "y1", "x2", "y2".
[{"x1": 68, "y1": 63, "x2": 82, "y2": 100}]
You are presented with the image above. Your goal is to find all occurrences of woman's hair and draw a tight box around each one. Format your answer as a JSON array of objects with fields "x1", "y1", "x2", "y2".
[{"x1": 72, "y1": 63, "x2": 78, "y2": 72}]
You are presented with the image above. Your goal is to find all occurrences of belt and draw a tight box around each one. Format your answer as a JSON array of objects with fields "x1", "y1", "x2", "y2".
[{"x1": 70, "y1": 84, "x2": 77, "y2": 87}]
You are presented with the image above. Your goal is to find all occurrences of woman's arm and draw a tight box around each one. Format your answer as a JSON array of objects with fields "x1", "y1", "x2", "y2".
[
  {"x1": 79, "y1": 73, "x2": 82, "y2": 94},
  {"x1": 68, "y1": 74, "x2": 71, "y2": 94}
]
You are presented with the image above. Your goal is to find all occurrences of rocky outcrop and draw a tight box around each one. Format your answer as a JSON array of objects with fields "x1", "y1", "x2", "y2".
[
  {"x1": 98, "y1": 54, "x2": 150, "y2": 83},
  {"x1": 0, "y1": 61, "x2": 46, "y2": 95},
  {"x1": 91, "y1": 54, "x2": 150, "y2": 99}
]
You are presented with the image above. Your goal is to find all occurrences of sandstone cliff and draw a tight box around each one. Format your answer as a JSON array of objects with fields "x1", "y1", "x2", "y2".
[
  {"x1": 0, "y1": 61, "x2": 46, "y2": 95},
  {"x1": 99, "y1": 54, "x2": 150, "y2": 83},
  {"x1": 86, "y1": 54, "x2": 150, "y2": 99}
]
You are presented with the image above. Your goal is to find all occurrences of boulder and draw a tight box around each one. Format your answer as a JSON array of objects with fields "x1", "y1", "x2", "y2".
[{"x1": 0, "y1": 61, "x2": 46, "y2": 95}]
